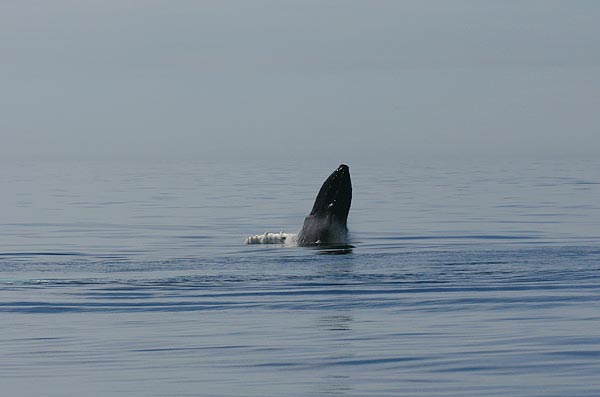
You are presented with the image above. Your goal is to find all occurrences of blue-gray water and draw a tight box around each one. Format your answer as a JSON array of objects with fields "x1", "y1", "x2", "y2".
[{"x1": 2, "y1": 159, "x2": 600, "y2": 396}]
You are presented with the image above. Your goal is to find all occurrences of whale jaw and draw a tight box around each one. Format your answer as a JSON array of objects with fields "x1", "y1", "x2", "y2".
[
  {"x1": 297, "y1": 164, "x2": 352, "y2": 246},
  {"x1": 297, "y1": 213, "x2": 349, "y2": 246}
]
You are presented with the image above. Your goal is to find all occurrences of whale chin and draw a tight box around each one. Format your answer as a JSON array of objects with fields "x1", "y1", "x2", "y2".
[
  {"x1": 297, "y1": 214, "x2": 349, "y2": 246},
  {"x1": 297, "y1": 164, "x2": 352, "y2": 247}
]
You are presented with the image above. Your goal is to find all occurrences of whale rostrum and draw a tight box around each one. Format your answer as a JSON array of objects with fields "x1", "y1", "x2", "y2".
[{"x1": 296, "y1": 164, "x2": 352, "y2": 246}]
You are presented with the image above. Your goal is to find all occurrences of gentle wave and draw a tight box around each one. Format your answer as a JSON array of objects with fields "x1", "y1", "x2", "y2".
[{"x1": 0, "y1": 252, "x2": 85, "y2": 257}]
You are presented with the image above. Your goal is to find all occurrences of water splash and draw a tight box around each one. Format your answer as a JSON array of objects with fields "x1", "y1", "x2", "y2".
[{"x1": 245, "y1": 231, "x2": 296, "y2": 245}]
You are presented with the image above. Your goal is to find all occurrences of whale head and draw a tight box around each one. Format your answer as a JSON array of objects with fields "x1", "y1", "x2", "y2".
[
  {"x1": 297, "y1": 164, "x2": 352, "y2": 245},
  {"x1": 309, "y1": 164, "x2": 352, "y2": 223}
]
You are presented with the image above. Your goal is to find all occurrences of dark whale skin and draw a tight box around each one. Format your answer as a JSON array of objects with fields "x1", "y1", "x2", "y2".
[{"x1": 297, "y1": 164, "x2": 352, "y2": 246}]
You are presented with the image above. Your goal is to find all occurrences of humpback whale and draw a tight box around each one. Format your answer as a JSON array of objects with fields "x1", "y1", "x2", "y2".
[{"x1": 296, "y1": 164, "x2": 352, "y2": 246}]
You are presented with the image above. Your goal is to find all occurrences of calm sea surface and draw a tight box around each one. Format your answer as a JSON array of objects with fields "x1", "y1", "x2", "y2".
[{"x1": 1, "y1": 159, "x2": 600, "y2": 396}]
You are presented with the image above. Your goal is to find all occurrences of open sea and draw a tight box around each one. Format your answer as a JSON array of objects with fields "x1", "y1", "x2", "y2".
[{"x1": 1, "y1": 158, "x2": 600, "y2": 397}]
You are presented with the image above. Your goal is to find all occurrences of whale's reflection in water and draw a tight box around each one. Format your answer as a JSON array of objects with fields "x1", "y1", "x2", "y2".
[
  {"x1": 316, "y1": 313, "x2": 354, "y2": 395},
  {"x1": 318, "y1": 314, "x2": 353, "y2": 331}
]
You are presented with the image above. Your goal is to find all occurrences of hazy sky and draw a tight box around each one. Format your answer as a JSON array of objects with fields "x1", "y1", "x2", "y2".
[{"x1": 1, "y1": 1, "x2": 599, "y2": 162}]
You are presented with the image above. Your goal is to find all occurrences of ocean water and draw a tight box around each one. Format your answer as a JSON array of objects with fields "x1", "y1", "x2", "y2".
[{"x1": 1, "y1": 159, "x2": 600, "y2": 397}]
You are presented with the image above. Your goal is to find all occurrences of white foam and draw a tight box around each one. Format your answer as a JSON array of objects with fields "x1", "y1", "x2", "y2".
[{"x1": 245, "y1": 231, "x2": 296, "y2": 245}]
